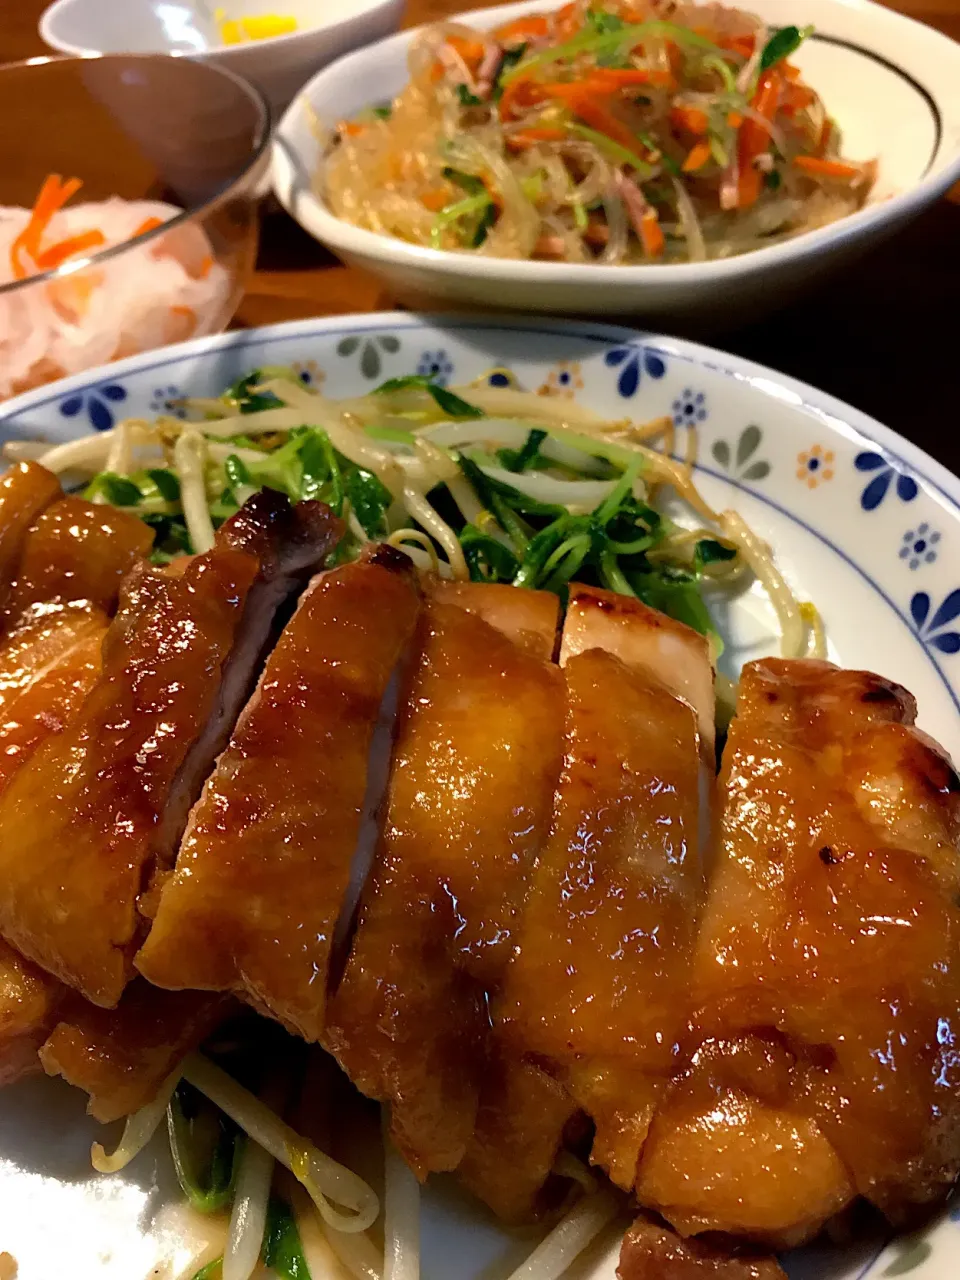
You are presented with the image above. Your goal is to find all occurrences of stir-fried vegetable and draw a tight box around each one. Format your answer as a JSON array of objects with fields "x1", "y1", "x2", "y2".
[
  {"x1": 261, "y1": 1198, "x2": 313, "y2": 1280},
  {"x1": 324, "y1": 0, "x2": 875, "y2": 264},
  {"x1": 169, "y1": 1081, "x2": 244, "y2": 1214},
  {"x1": 14, "y1": 361, "x2": 825, "y2": 661}
]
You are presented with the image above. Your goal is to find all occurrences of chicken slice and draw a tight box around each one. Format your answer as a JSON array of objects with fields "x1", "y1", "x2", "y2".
[
  {"x1": 0, "y1": 939, "x2": 62, "y2": 1087},
  {"x1": 498, "y1": 588, "x2": 708, "y2": 1192},
  {"x1": 136, "y1": 548, "x2": 421, "y2": 1042},
  {"x1": 0, "y1": 493, "x2": 339, "y2": 1007},
  {"x1": 637, "y1": 658, "x2": 960, "y2": 1242},
  {"x1": 0, "y1": 495, "x2": 153, "y2": 1082},
  {"x1": 3, "y1": 494, "x2": 154, "y2": 622},
  {"x1": 323, "y1": 584, "x2": 564, "y2": 1175},
  {"x1": 0, "y1": 462, "x2": 61, "y2": 613},
  {"x1": 618, "y1": 1216, "x2": 787, "y2": 1279},
  {"x1": 40, "y1": 984, "x2": 231, "y2": 1122}
]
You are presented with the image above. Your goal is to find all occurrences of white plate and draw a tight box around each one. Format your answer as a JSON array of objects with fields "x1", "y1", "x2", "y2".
[
  {"x1": 272, "y1": 0, "x2": 960, "y2": 323},
  {"x1": 0, "y1": 314, "x2": 958, "y2": 1279}
]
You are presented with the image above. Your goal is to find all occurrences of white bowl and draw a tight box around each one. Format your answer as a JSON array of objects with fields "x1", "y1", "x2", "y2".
[
  {"x1": 40, "y1": 0, "x2": 406, "y2": 115},
  {"x1": 272, "y1": 0, "x2": 960, "y2": 323}
]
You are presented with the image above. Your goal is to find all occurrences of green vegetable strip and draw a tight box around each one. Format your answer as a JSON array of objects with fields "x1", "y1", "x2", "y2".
[
  {"x1": 503, "y1": 19, "x2": 724, "y2": 85},
  {"x1": 760, "y1": 24, "x2": 813, "y2": 71},
  {"x1": 261, "y1": 1197, "x2": 312, "y2": 1279},
  {"x1": 168, "y1": 1084, "x2": 244, "y2": 1214}
]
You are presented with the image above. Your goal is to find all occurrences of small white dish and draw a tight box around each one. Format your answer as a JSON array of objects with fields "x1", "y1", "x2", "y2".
[
  {"x1": 1, "y1": 312, "x2": 960, "y2": 1279},
  {"x1": 40, "y1": 0, "x2": 406, "y2": 115},
  {"x1": 272, "y1": 0, "x2": 960, "y2": 323}
]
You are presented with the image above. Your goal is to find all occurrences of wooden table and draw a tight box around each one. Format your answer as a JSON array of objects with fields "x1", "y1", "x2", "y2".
[{"x1": 5, "y1": 1, "x2": 960, "y2": 474}]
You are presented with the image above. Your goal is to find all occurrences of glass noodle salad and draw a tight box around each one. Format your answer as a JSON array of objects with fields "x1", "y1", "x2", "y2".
[
  {"x1": 323, "y1": 0, "x2": 876, "y2": 264},
  {"x1": 10, "y1": 365, "x2": 825, "y2": 673}
]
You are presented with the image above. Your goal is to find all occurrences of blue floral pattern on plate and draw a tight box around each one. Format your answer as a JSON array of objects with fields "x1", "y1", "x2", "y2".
[
  {"x1": 149, "y1": 385, "x2": 186, "y2": 419},
  {"x1": 910, "y1": 590, "x2": 960, "y2": 654},
  {"x1": 673, "y1": 387, "x2": 708, "y2": 427},
  {"x1": 900, "y1": 524, "x2": 941, "y2": 570},
  {"x1": 604, "y1": 344, "x2": 666, "y2": 398},
  {"x1": 856, "y1": 451, "x2": 919, "y2": 511},
  {"x1": 59, "y1": 381, "x2": 127, "y2": 432},
  {"x1": 416, "y1": 349, "x2": 455, "y2": 385}
]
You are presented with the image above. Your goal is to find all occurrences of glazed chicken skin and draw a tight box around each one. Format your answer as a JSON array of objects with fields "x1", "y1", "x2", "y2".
[
  {"x1": 618, "y1": 1218, "x2": 786, "y2": 1280},
  {"x1": 498, "y1": 586, "x2": 710, "y2": 1194},
  {"x1": 0, "y1": 480, "x2": 155, "y2": 1084},
  {"x1": 325, "y1": 582, "x2": 564, "y2": 1176},
  {"x1": 637, "y1": 658, "x2": 960, "y2": 1244},
  {"x1": 0, "y1": 462, "x2": 62, "y2": 611},
  {"x1": 0, "y1": 492, "x2": 339, "y2": 1008},
  {"x1": 137, "y1": 548, "x2": 422, "y2": 1040}
]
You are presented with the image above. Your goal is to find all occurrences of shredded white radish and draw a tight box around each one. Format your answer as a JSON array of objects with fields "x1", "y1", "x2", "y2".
[
  {"x1": 382, "y1": 1112, "x2": 420, "y2": 1280},
  {"x1": 505, "y1": 1188, "x2": 620, "y2": 1280},
  {"x1": 91, "y1": 1068, "x2": 181, "y2": 1173},
  {"x1": 181, "y1": 1054, "x2": 379, "y2": 1234},
  {"x1": 223, "y1": 1134, "x2": 274, "y2": 1280},
  {"x1": 0, "y1": 198, "x2": 229, "y2": 399}
]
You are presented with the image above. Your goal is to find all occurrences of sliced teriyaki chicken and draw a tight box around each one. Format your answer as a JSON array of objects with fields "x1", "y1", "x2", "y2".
[
  {"x1": 498, "y1": 586, "x2": 711, "y2": 1193},
  {"x1": 137, "y1": 547, "x2": 422, "y2": 1042},
  {"x1": 0, "y1": 494, "x2": 154, "y2": 1082},
  {"x1": 0, "y1": 939, "x2": 62, "y2": 1087},
  {"x1": 618, "y1": 1217, "x2": 787, "y2": 1279},
  {"x1": 0, "y1": 462, "x2": 61, "y2": 614},
  {"x1": 0, "y1": 496, "x2": 153, "y2": 792},
  {"x1": 0, "y1": 492, "x2": 339, "y2": 1008},
  {"x1": 324, "y1": 582, "x2": 564, "y2": 1176},
  {"x1": 40, "y1": 984, "x2": 231, "y2": 1122},
  {"x1": 3, "y1": 493, "x2": 154, "y2": 622},
  {"x1": 637, "y1": 658, "x2": 960, "y2": 1244}
]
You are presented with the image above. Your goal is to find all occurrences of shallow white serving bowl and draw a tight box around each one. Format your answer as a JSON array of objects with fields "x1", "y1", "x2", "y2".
[
  {"x1": 40, "y1": 0, "x2": 405, "y2": 114},
  {"x1": 273, "y1": 0, "x2": 960, "y2": 322},
  {"x1": 1, "y1": 312, "x2": 960, "y2": 1277}
]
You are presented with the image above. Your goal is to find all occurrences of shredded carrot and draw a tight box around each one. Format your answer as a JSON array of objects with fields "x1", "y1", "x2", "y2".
[
  {"x1": 447, "y1": 35, "x2": 486, "y2": 68},
  {"x1": 781, "y1": 84, "x2": 816, "y2": 115},
  {"x1": 725, "y1": 34, "x2": 755, "y2": 58},
  {"x1": 639, "y1": 208, "x2": 664, "y2": 258},
  {"x1": 338, "y1": 120, "x2": 365, "y2": 137},
  {"x1": 553, "y1": 2, "x2": 580, "y2": 39},
  {"x1": 34, "y1": 229, "x2": 106, "y2": 270},
  {"x1": 542, "y1": 85, "x2": 641, "y2": 153},
  {"x1": 10, "y1": 174, "x2": 84, "y2": 279},
  {"x1": 727, "y1": 110, "x2": 743, "y2": 128},
  {"x1": 670, "y1": 105, "x2": 709, "y2": 135},
  {"x1": 170, "y1": 304, "x2": 197, "y2": 328},
  {"x1": 507, "y1": 127, "x2": 567, "y2": 149},
  {"x1": 498, "y1": 76, "x2": 542, "y2": 120},
  {"x1": 819, "y1": 117, "x2": 833, "y2": 155},
  {"x1": 682, "y1": 140, "x2": 712, "y2": 172},
  {"x1": 783, "y1": 62, "x2": 802, "y2": 82},
  {"x1": 495, "y1": 14, "x2": 549, "y2": 42},
  {"x1": 421, "y1": 187, "x2": 452, "y2": 211},
  {"x1": 133, "y1": 216, "x2": 164, "y2": 237},
  {"x1": 793, "y1": 155, "x2": 861, "y2": 180},
  {"x1": 737, "y1": 71, "x2": 780, "y2": 208},
  {"x1": 590, "y1": 67, "x2": 675, "y2": 89},
  {"x1": 198, "y1": 254, "x2": 213, "y2": 279}
]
